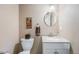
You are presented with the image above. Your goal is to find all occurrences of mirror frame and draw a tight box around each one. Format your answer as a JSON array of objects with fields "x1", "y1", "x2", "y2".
[{"x1": 44, "y1": 11, "x2": 55, "y2": 27}]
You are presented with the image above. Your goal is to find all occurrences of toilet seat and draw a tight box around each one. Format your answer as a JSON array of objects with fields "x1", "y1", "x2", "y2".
[{"x1": 19, "y1": 50, "x2": 30, "y2": 54}]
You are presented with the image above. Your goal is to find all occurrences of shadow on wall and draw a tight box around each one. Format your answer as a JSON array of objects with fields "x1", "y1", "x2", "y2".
[
  {"x1": 13, "y1": 43, "x2": 23, "y2": 54},
  {"x1": 70, "y1": 44, "x2": 73, "y2": 54}
]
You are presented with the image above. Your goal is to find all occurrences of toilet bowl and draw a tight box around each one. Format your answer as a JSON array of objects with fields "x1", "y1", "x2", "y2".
[{"x1": 19, "y1": 38, "x2": 34, "y2": 54}]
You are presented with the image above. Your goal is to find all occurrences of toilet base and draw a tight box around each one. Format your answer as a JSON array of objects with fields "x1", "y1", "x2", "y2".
[{"x1": 19, "y1": 50, "x2": 30, "y2": 54}]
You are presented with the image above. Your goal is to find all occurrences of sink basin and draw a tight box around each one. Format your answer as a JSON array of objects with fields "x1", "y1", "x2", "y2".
[{"x1": 42, "y1": 36, "x2": 70, "y2": 42}]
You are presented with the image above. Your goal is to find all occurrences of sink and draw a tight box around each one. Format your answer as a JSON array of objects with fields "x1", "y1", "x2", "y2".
[{"x1": 42, "y1": 36, "x2": 70, "y2": 42}]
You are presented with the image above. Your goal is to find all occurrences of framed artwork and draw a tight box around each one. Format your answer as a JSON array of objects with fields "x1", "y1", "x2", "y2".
[{"x1": 26, "y1": 17, "x2": 32, "y2": 29}]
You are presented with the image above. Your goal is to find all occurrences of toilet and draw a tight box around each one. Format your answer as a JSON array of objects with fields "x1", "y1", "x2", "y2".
[{"x1": 19, "y1": 38, "x2": 34, "y2": 54}]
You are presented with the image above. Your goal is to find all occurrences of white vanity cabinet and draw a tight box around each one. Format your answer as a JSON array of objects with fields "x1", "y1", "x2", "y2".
[{"x1": 42, "y1": 36, "x2": 70, "y2": 54}]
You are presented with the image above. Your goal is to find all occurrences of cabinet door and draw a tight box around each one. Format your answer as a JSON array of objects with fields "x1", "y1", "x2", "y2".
[
  {"x1": 43, "y1": 49, "x2": 70, "y2": 54},
  {"x1": 43, "y1": 50, "x2": 55, "y2": 54},
  {"x1": 54, "y1": 49, "x2": 70, "y2": 54}
]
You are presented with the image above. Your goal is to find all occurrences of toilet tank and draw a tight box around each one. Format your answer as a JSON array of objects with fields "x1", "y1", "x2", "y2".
[{"x1": 21, "y1": 38, "x2": 34, "y2": 51}]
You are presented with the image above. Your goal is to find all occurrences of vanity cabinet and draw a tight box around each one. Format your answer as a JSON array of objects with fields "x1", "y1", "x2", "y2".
[
  {"x1": 42, "y1": 36, "x2": 70, "y2": 54},
  {"x1": 42, "y1": 42, "x2": 70, "y2": 54}
]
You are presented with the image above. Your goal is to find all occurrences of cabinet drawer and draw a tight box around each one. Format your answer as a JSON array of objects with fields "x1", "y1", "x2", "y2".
[{"x1": 43, "y1": 42, "x2": 70, "y2": 50}]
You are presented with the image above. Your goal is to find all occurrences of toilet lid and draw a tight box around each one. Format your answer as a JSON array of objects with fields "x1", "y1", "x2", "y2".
[{"x1": 19, "y1": 50, "x2": 30, "y2": 54}]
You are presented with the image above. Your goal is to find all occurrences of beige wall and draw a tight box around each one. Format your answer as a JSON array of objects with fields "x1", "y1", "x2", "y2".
[
  {"x1": 0, "y1": 5, "x2": 19, "y2": 53},
  {"x1": 59, "y1": 4, "x2": 79, "y2": 53},
  {"x1": 19, "y1": 4, "x2": 59, "y2": 38},
  {"x1": 17, "y1": 4, "x2": 79, "y2": 54}
]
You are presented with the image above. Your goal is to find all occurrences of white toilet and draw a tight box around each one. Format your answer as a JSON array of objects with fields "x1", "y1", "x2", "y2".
[{"x1": 19, "y1": 38, "x2": 34, "y2": 54}]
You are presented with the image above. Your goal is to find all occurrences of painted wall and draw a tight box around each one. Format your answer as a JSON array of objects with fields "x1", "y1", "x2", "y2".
[
  {"x1": 59, "y1": 4, "x2": 79, "y2": 53},
  {"x1": 19, "y1": 4, "x2": 59, "y2": 38},
  {"x1": 19, "y1": 4, "x2": 79, "y2": 53},
  {"x1": 0, "y1": 5, "x2": 19, "y2": 53}
]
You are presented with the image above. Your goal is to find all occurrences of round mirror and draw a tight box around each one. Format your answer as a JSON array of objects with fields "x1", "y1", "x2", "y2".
[
  {"x1": 44, "y1": 12, "x2": 53, "y2": 26},
  {"x1": 44, "y1": 5, "x2": 56, "y2": 26}
]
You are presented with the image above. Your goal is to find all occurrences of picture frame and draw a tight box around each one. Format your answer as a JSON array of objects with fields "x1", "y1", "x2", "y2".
[{"x1": 26, "y1": 17, "x2": 32, "y2": 29}]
